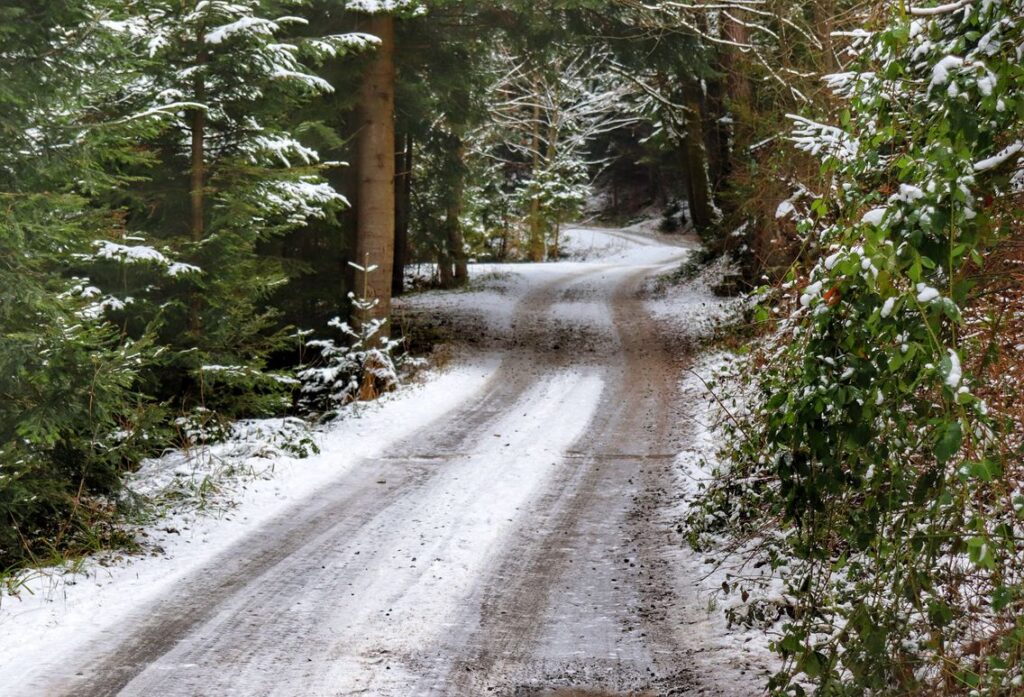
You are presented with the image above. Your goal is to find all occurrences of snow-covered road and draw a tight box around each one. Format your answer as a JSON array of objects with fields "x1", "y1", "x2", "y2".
[{"x1": 1, "y1": 226, "x2": 772, "y2": 696}]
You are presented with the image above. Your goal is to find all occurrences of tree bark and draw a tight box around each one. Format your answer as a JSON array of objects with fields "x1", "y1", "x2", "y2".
[
  {"x1": 190, "y1": 97, "x2": 205, "y2": 241},
  {"x1": 722, "y1": 12, "x2": 753, "y2": 109},
  {"x1": 352, "y1": 12, "x2": 396, "y2": 339},
  {"x1": 447, "y1": 135, "x2": 469, "y2": 286},
  {"x1": 392, "y1": 132, "x2": 411, "y2": 296},
  {"x1": 813, "y1": 0, "x2": 836, "y2": 73},
  {"x1": 703, "y1": 76, "x2": 729, "y2": 190},
  {"x1": 437, "y1": 250, "x2": 454, "y2": 288},
  {"x1": 681, "y1": 80, "x2": 715, "y2": 233},
  {"x1": 188, "y1": 33, "x2": 207, "y2": 333},
  {"x1": 527, "y1": 100, "x2": 545, "y2": 262},
  {"x1": 189, "y1": 10, "x2": 206, "y2": 244}
]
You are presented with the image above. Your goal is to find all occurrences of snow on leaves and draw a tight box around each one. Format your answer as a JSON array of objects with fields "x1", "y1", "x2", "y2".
[
  {"x1": 257, "y1": 178, "x2": 349, "y2": 226},
  {"x1": 90, "y1": 240, "x2": 200, "y2": 277},
  {"x1": 788, "y1": 114, "x2": 859, "y2": 162},
  {"x1": 733, "y1": 1, "x2": 1024, "y2": 692},
  {"x1": 345, "y1": 0, "x2": 426, "y2": 16}
]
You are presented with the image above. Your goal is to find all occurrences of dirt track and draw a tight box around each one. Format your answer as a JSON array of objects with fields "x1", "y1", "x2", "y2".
[{"x1": 30, "y1": 232, "x2": 761, "y2": 697}]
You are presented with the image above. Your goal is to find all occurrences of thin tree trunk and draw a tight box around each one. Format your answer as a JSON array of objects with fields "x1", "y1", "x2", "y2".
[
  {"x1": 703, "y1": 76, "x2": 729, "y2": 189},
  {"x1": 352, "y1": 12, "x2": 396, "y2": 339},
  {"x1": 189, "y1": 4, "x2": 206, "y2": 243},
  {"x1": 188, "y1": 34, "x2": 207, "y2": 333},
  {"x1": 447, "y1": 135, "x2": 468, "y2": 286},
  {"x1": 813, "y1": 1, "x2": 836, "y2": 73},
  {"x1": 190, "y1": 101, "x2": 205, "y2": 241},
  {"x1": 681, "y1": 80, "x2": 714, "y2": 233},
  {"x1": 392, "y1": 133, "x2": 412, "y2": 296},
  {"x1": 527, "y1": 100, "x2": 545, "y2": 262},
  {"x1": 437, "y1": 250, "x2": 454, "y2": 288}
]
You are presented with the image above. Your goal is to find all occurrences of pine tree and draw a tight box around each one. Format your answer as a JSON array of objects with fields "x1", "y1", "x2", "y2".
[
  {"x1": 0, "y1": 2, "x2": 160, "y2": 566},
  {"x1": 84, "y1": 0, "x2": 367, "y2": 418}
]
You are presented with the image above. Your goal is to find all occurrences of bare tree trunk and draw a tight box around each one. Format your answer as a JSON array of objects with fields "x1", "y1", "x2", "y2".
[
  {"x1": 392, "y1": 132, "x2": 412, "y2": 296},
  {"x1": 723, "y1": 12, "x2": 752, "y2": 108},
  {"x1": 188, "y1": 33, "x2": 207, "y2": 333},
  {"x1": 352, "y1": 13, "x2": 396, "y2": 338},
  {"x1": 437, "y1": 250, "x2": 454, "y2": 288},
  {"x1": 498, "y1": 213, "x2": 509, "y2": 261},
  {"x1": 703, "y1": 77, "x2": 729, "y2": 190},
  {"x1": 527, "y1": 100, "x2": 545, "y2": 262},
  {"x1": 813, "y1": 0, "x2": 836, "y2": 73},
  {"x1": 190, "y1": 100, "x2": 205, "y2": 241},
  {"x1": 447, "y1": 135, "x2": 469, "y2": 286},
  {"x1": 681, "y1": 80, "x2": 715, "y2": 233}
]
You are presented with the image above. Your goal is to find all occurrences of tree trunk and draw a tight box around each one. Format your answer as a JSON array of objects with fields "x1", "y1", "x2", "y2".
[
  {"x1": 813, "y1": 0, "x2": 836, "y2": 73},
  {"x1": 723, "y1": 12, "x2": 753, "y2": 109},
  {"x1": 681, "y1": 80, "x2": 715, "y2": 233},
  {"x1": 392, "y1": 132, "x2": 412, "y2": 296},
  {"x1": 188, "y1": 36, "x2": 207, "y2": 333},
  {"x1": 190, "y1": 100, "x2": 205, "y2": 241},
  {"x1": 352, "y1": 12, "x2": 396, "y2": 339},
  {"x1": 527, "y1": 100, "x2": 545, "y2": 262},
  {"x1": 447, "y1": 135, "x2": 469, "y2": 286},
  {"x1": 437, "y1": 250, "x2": 454, "y2": 288},
  {"x1": 703, "y1": 76, "x2": 729, "y2": 190}
]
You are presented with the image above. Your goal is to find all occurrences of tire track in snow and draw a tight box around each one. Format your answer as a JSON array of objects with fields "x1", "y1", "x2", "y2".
[
  {"x1": 421, "y1": 261, "x2": 696, "y2": 695},
  {"x1": 97, "y1": 371, "x2": 605, "y2": 697},
  {"x1": 34, "y1": 263, "x2": 616, "y2": 697}
]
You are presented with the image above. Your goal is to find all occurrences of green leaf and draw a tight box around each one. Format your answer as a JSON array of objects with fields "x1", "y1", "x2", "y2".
[
  {"x1": 934, "y1": 420, "x2": 962, "y2": 463},
  {"x1": 967, "y1": 536, "x2": 995, "y2": 569},
  {"x1": 992, "y1": 585, "x2": 1013, "y2": 612},
  {"x1": 799, "y1": 650, "x2": 828, "y2": 678},
  {"x1": 780, "y1": 634, "x2": 802, "y2": 655}
]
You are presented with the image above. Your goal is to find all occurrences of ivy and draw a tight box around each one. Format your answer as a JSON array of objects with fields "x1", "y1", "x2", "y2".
[{"x1": 691, "y1": 1, "x2": 1024, "y2": 693}]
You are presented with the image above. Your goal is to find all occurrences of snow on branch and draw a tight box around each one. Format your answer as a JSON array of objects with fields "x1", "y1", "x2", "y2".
[
  {"x1": 908, "y1": 0, "x2": 972, "y2": 16},
  {"x1": 974, "y1": 141, "x2": 1023, "y2": 173},
  {"x1": 788, "y1": 114, "x2": 860, "y2": 162},
  {"x1": 88, "y1": 241, "x2": 200, "y2": 276},
  {"x1": 345, "y1": 0, "x2": 426, "y2": 15},
  {"x1": 306, "y1": 33, "x2": 380, "y2": 57},
  {"x1": 249, "y1": 134, "x2": 320, "y2": 167},
  {"x1": 205, "y1": 16, "x2": 278, "y2": 45},
  {"x1": 257, "y1": 177, "x2": 349, "y2": 225}
]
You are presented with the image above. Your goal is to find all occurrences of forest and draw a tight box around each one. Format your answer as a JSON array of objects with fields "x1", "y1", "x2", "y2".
[{"x1": 1, "y1": 0, "x2": 1023, "y2": 695}]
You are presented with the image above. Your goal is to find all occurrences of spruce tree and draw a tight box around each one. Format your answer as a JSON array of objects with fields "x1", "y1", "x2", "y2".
[
  {"x1": 0, "y1": 2, "x2": 159, "y2": 566},
  {"x1": 84, "y1": 0, "x2": 366, "y2": 419}
]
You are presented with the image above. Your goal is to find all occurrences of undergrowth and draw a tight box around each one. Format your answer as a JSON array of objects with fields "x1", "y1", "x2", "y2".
[{"x1": 688, "y1": 3, "x2": 1024, "y2": 694}]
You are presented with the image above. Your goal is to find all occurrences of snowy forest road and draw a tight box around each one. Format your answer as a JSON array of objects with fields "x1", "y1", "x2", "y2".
[{"x1": 22, "y1": 228, "x2": 763, "y2": 697}]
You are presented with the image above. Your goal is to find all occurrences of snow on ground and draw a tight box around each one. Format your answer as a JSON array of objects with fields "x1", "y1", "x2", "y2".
[
  {"x1": 2, "y1": 220, "x2": 779, "y2": 694},
  {"x1": 560, "y1": 224, "x2": 695, "y2": 265},
  {"x1": 644, "y1": 255, "x2": 746, "y2": 343},
  {"x1": 396, "y1": 224, "x2": 691, "y2": 344},
  {"x1": 1, "y1": 223, "x2": 683, "y2": 685},
  {"x1": 662, "y1": 351, "x2": 780, "y2": 683},
  {"x1": 307, "y1": 368, "x2": 607, "y2": 694},
  {"x1": 0, "y1": 358, "x2": 499, "y2": 684},
  {"x1": 633, "y1": 248, "x2": 779, "y2": 684},
  {"x1": 398, "y1": 266, "x2": 531, "y2": 336},
  {"x1": 565, "y1": 224, "x2": 779, "y2": 683}
]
